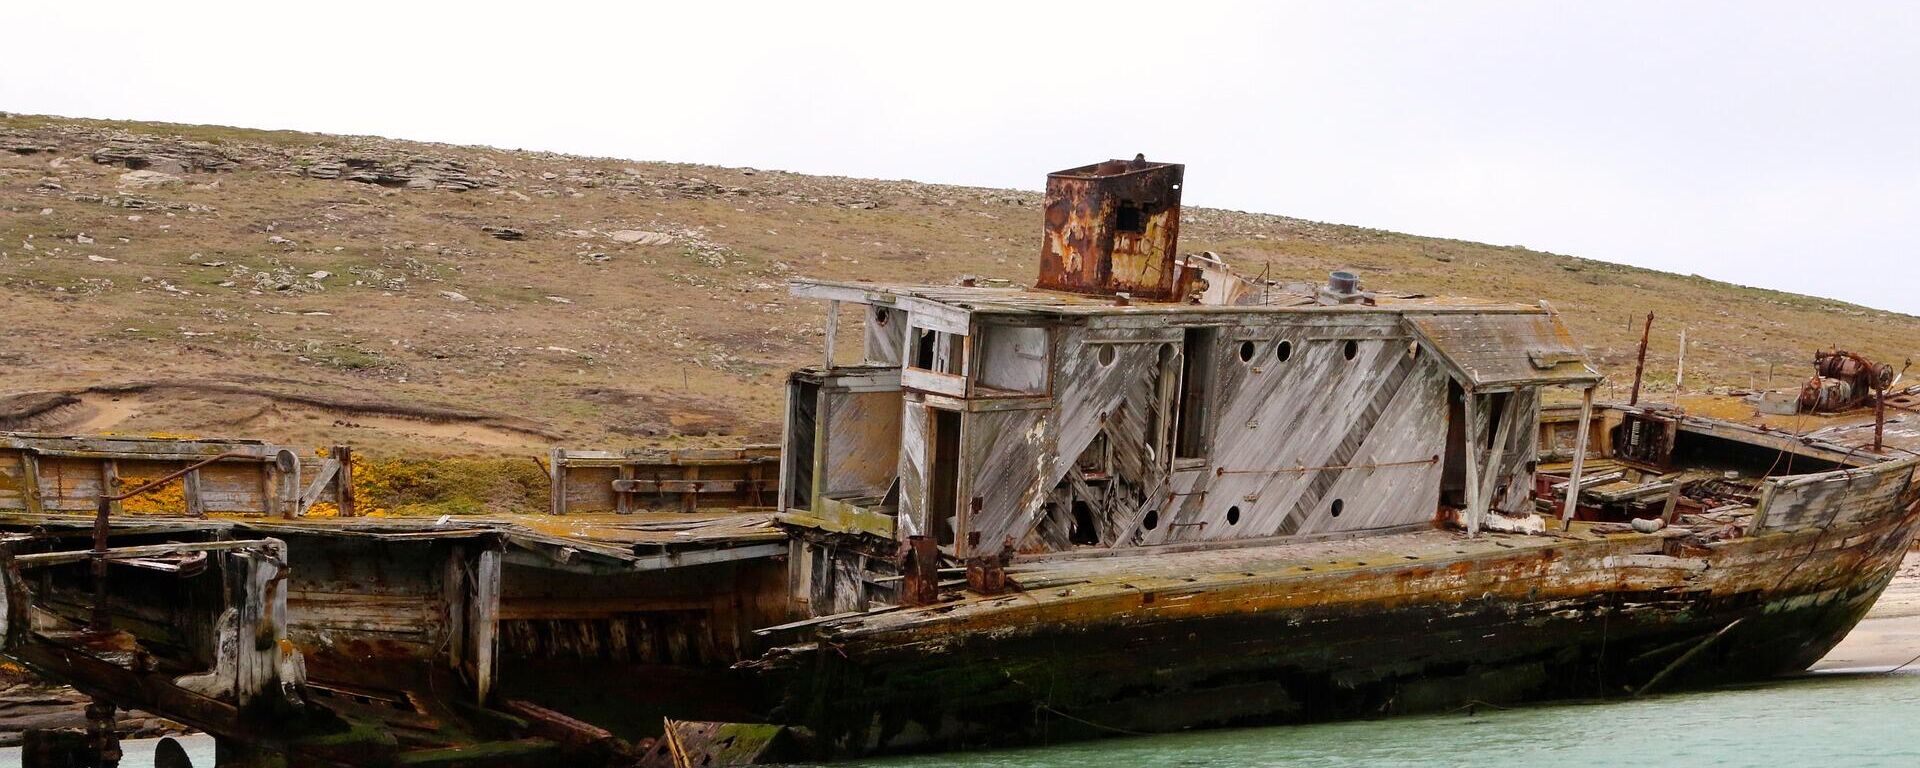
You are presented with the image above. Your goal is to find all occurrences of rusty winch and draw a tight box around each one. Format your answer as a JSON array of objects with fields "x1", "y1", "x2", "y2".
[{"x1": 1798, "y1": 349, "x2": 1895, "y2": 413}]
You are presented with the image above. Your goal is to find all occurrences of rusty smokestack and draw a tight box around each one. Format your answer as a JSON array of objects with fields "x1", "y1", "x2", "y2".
[{"x1": 1036, "y1": 155, "x2": 1189, "y2": 301}]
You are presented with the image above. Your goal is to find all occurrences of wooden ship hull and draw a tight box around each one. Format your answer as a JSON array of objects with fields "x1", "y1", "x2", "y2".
[
  {"x1": 755, "y1": 462, "x2": 1920, "y2": 755},
  {"x1": 5, "y1": 156, "x2": 1920, "y2": 766}
]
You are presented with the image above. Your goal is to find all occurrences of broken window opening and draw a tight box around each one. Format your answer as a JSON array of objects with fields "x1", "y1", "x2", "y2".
[
  {"x1": 928, "y1": 408, "x2": 962, "y2": 548},
  {"x1": 1115, "y1": 200, "x2": 1146, "y2": 234},
  {"x1": 1343, "y1": 339, "x2": 1359, "y2": 360},
  {"x1": 1175, "y1": 327, "x2": 1218, "y2": 460},
  {"x1": 910, "y1": 327, "x2": 962, "y2": 375},
  {"x1": 1069, "y1": 500, "x2": 1100, "y2": 545},
  {"x1": 1142, "y1": 509, "x2": 1160, "y2": 531},
  {"x1": 783, "y1": 379, "x2": 819, "y2": 512}
]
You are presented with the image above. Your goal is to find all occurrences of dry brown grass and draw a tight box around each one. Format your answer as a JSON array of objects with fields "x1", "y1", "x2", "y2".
[{"x1": 3, "y1": 113, "x2": 1915, "y2": 461}]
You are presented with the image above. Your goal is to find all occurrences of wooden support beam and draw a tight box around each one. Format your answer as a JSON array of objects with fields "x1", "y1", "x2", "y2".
[
  {"x1": 332, "y1": 445, "x2": 355, "y2": 517},
  {"x1": 1475, "y1": 396, "x2": 1516, "y2": 524},
  {"x1": 548, "y1": 448, "x2": 568, "y2": 516},
  {"x1": 1463, "y1": 393, "x2": 1485, "y2": 537},
  {"x1": 182, "y1": 469, "x2": 206, "y2": 518},
  {"x1": 99, "y1": 461, "x2": 122, "y2": 517},
  {"x1": 18, "y1": 453, "x2": 44, "y2": 516},
  {"x1": 824, "y1": 299, "x2": 840, "y2": 368},
  {"x1": 1560, "y1": 386, "x2": 1596, "y2": 529},
  {"x1": 472, "y1": 547, "x2": 502, "y2": 704},
  {"x1": 298, "y1": 459, "x2": 340, "y2": 512},
  {"x1": 615, "y1": 464, "x2": 634, "y2": 515}
]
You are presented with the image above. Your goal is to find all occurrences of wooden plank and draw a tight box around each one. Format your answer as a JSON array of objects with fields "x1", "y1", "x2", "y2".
[
  {"x1": 13, "y1": 539, "x2": 278, "y2": 568},
  {"x1": 333, "y1": 445, "x2": 356, "y2": 517},
  {"x1": 615, "y1": 463, "x2": 634, "y2": 515},
  {"x1": 548, "y1": 448, "x2": 567, "y2": 516},
  {"x1": 101, "y1": 460, "x2": 122, "y2": 517},
  {"x1": 1559, "y1": 387, "x2": 1595, "y2": 528},
  {"x1": 19, "y1": 452, "x2": 44, "y2": 515},
  {"x1": 183, "y1": 469, "x2": 206, "y2": 518},
  {"x1": 472, "y1": 548, "x2": 502, "y2": 703},
  {"x1": 298, "y1": 459, "x2": 340, "y2": 510},
  {"x1": 611, "y1": 478, "x2": 759, "y2": 494}
]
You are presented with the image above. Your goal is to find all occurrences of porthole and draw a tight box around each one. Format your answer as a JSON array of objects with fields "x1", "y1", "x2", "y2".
[
  {"x1": 1238, "y1": 340, "x2": 1256, "y2": 363},
  {"x1": 873, "y1": 307, "x2": 889, "y2": 326},
  {"x1": 1275, "y1": 339, "x2": 1293, "y2": 362},
  {"x1": 1226, "y1": 506, "x2": 1241, "y2": 525},
  {"x1": 1143, "y1": 510, "x2": 1160, "y2": 531},
  {"x1": 1343, "y1": 340, "x2": 1358, "y2": 360},
  {"x1": 1098, "y1": 344, "x2": 1116, "y2": 367},
  {"x1": 1330, "y1": 499, "x2": 1345, "y2": 517}
]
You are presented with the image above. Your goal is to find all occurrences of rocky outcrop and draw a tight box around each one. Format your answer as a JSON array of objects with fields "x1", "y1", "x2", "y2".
[
  {"x1": 296, "y1": 154, "x2": 495, "y2": 191},
  {"x1": 92, "y1": 140, "x2": 242, "y2": 173}
]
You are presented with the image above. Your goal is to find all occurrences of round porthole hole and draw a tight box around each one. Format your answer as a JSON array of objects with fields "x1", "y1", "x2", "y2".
[
  {"x1": 1330, "y1": 499, "x2": 1345, "y2": 517},
  {"x1": 1275, "y1": 339, "x2": 1292, "y2": 362},
  {"x1": 1226, "y1": 506, "x2": 1241, "y2": 525},
  {"x1": 1143, "y1": 510, "x2": 1160, "y2": 531}
]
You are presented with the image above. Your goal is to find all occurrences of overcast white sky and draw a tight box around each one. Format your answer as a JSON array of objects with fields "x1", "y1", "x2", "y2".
[{"x1": 7, "y1": 2, "x2": 1916, "y2": 313}]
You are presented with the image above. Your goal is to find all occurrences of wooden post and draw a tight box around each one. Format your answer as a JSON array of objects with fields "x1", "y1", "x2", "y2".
[
  {"x1": 332, "y1": 445, "x2": 356, "y2": 517},
  {"x1": 1463, "y1": 393, "x2": 1484, "y2": 536},
  {"x1": 1629, "y1": 313, "x2": 1652, "y2": 406},
  {"x1": 1660, "y1": 478, "x2": 1684, "y2": 524},
  {"x1": 616, "y1": 462, "x2": 635, "y2": 515},
  {"x1": 1476, "y1": 396, "x2": 1515, "y2": 524},
  {"x1": 824, "y1": 299, "x2": 840, "y2": 369},
  {"x1": 548, "y1": 448, "x2": 567, "y2": 516},
  {"x1": 1560, "y1": 386, "x2": 1596, "y2": 530},
  {"x1": 19, "y1": 453, "x2": 44, "y2": 515},
  {"x1": 472, "y1": 547, "x2": 502, "y2": 704},
  {"x1": 99, "y1": 461, "x2": 122, "y2": 517},
  {"x1": 183, "y1": 469, "x2": 207, "y2": 518},
  {"x1": 1675, "y1": 328, "x2": 1687, "y2": 393}
]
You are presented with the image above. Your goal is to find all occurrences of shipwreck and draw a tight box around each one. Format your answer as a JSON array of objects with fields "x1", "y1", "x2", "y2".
[{"x1": 3, "y1": 157, "x2": 1918, "y2": 767}]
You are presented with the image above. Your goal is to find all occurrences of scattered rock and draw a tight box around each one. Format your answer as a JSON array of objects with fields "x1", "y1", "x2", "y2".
[
  {"x1": 75, "y1": 234, "x2": 93, "y2": 244},
  {"x1": 481, "y1": 226, "x2": 526, "y2": 241},
  {"x1": 544, "y1": 296, "x2": 573, "y2": 304},
  {"x1": 307, "y1": 271, "x2": 331, "y2": 280},
  {"x1": 86, "y1": 255, "x2": 117, "y2": 263},
  {"x1": 267, "y1": 236, "x2": 294, "y2": 246},
  {"x1": 116, "y1": 170, "x2": 182, "y2": 189},
  {"x1": 607, "y1": 230, "x2": 672, "y2": 246},
  {"x1": 439, "y1": 290, "x2": 469, "y2": 302}
]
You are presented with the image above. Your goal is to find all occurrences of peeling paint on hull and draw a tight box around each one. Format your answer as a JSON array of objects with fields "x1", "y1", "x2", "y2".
[{"x1": 767, "y1": 508, "x2": 1920, "y2": 757}]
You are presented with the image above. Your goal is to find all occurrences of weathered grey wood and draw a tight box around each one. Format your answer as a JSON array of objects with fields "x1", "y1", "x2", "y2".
[
  {"x1": 1559, "y1": 387, "x2": 1595, "y2": 528},
  {"x1": 1471, "y1": 393, "x2": 1515, "y2": 533},
  {"x1": 1464, "y1": 394, "x2": 1485, "y2": 536},
  {"x1": 824, "y1": 299, "x2": 840, "y2": 368},
  {"x1": 18, "y1": 452, "x2": 44, "y2": 515},
  {"x1": 13, "y1": 539, "x2": 279, "y2": 568},
  {"x1": 548, "y1": 448, "x2": 567, "y2": 516},
  {"x1": 332, "y1": 445, "x2": 356, "y2": 518},
  {"x1": 100, "y1": 460, "x2": 122, "y2": 517},
  {"x1": 298, "y1": 459, "x2": 340, "y2": 511},
  {"x1": 182, "y1": 469, "x2": 206, "y2": 518},
  {"x1": 472, "y1": 547, "x2": 501, "y2": 703}
]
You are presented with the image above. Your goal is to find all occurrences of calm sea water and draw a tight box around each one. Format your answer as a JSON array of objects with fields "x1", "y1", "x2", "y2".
[
  {"x1": 26, "y1": 671, "x2": 1920, "y2": 767},
  {"x1": 850, "y1": 670, "x2": 1920, "y2": 768}
]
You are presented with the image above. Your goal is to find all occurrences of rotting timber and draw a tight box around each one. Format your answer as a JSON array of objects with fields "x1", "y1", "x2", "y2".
[{"x1": 4, "y1": 159, "x2": 1920, "y2": 766}]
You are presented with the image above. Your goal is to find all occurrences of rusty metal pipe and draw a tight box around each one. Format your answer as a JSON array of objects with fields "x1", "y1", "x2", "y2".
[{"x1": 89, "y1": 451, "x2": 248, "y2": 633}]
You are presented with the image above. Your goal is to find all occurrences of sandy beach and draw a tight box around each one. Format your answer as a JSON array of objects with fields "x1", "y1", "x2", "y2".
[{"x1": 1811, "y1": 552, "x2": 1920, "y2": 672}]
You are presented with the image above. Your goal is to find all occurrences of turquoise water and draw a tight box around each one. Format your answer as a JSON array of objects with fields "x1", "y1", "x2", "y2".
[
  {"x1": 17, "y1": 671, "x2": 1917, "y2": 767},
  {"x1": 852, "y1": 671, "x2": 1920, "y2": 768}
]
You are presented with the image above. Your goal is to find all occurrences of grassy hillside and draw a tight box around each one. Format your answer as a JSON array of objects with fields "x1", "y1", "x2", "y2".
[{"x1": 3, "y1": 113, "x2": 1916, "y2": 466}]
